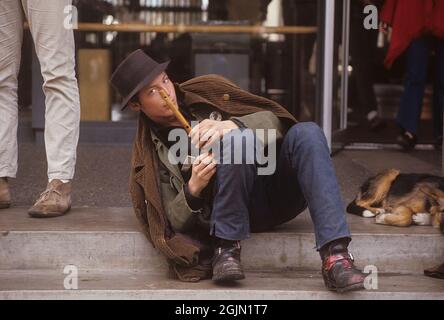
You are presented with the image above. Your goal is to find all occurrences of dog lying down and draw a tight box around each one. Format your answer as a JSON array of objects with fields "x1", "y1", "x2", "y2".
[{"x1": 347, "y1": 169, "x2": 444, "y2": 228}]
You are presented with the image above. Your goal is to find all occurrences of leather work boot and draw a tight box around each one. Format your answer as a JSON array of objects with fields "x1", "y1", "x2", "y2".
[
  {"x1": 0, "y1": 177, "x2": 11, "y2": 209},
  {"x1": 28, "y1": 180, "x2": 72, "y2": 218},
  {"x1": 320, "y1": 238, "x2": 366, "y2": 293},
  {"x1": 212, "y1": 239, "x2": 245, "y2": 282}
]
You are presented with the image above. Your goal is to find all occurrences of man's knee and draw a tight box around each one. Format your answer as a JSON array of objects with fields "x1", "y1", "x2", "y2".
[{"x1": 286, "y1": 122, "x2": 326, "y2": 146}]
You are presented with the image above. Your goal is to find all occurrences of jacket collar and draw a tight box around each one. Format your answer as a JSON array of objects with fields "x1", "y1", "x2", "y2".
[{"x1": 176, "y1": 82, "x2": 221, "y2": 111}]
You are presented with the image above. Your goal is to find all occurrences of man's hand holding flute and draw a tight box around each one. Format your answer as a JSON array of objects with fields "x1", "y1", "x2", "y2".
[{"x1": 159, "y1": 89, "x2": 239, "y2": 197}]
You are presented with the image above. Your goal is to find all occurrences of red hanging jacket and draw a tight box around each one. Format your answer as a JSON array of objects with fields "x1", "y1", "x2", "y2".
[
  {"x1": 380, "y1": 0, "x2": 444, "y2": 68},
  {"x1": 430, "y1": 0, "x2": 444, "y2": 38}
]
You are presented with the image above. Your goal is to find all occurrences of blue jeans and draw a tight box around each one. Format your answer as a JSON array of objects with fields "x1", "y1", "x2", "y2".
[
  {"x1": 398, "y1": 37, "x2": 444, "y2": 138},
  {"x1": 210, "y1": 122, "x2": 351, "y2": 250}
]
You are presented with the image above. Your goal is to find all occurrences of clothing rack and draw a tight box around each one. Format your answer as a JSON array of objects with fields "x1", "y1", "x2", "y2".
[{"x1": 103, "y1": 0, "x2": 208, "y2": 45}]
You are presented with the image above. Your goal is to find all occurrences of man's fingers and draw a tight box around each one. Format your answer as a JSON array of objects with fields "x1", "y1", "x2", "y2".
[
  {"x1": 194, "y1": 159, "x2": 215, "y2": 174},
  {"x1": 200, "y1": 131, "x2": 221, "y2": 149},
  {"x1": 199, "y1": 161, "x2": 217, "y2": 176},
  {"x1": 191, "y1": 120, "x2": 234, "y2": 148},
  {"x1": 200, "y1": 128, "x2": 216, "y2": 142},
  {"x1": 196, "y1": 155, "x2": 215, "y2": 167},
  {"x1": 193, "y1": 152, "x2": 210, "y2": 165},
  {"x1": 190, "y1": 120, "x2": 211, "y2": 137},
  {"x1": 191, "y1": 126, "x2": 209, "y2": 146},
  {"x1": 200, "y1": 154, "x2": 214, "y2": 166},
  {"x1": 200, "y1": 165, "x2": 217, "y2": 180},
  {"x1": 190, "y1": 120, "x2": 216, "y2": 146},
  {"x1": 190, "y1": 125, "x2": 200, "y2": 146},
  {"x1": 190, "y1": 123, "x2": 204, "y2": 143},
  {"x1": 199, "y1": 128, "x2": 221, "y2": 149},
  {"x1": 194, "y1": 128, "x2": 212, "y2": 148},
  {"x1": 193, "y1": 152, "x2": 214, "y2": 166}
]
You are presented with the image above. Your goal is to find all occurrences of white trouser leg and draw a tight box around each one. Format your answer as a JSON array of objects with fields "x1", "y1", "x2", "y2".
[
  {"x1": 23, "y1": 0, "x2": 80, "y2": 180},
  {"x1": 0, "y1": 0, "x2": 24, "y2": 178}
]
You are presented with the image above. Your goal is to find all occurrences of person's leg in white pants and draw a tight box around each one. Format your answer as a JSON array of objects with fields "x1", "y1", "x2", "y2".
[
  {"x1": 0, "y1": 0, "x2": 22, "y2": 209},
  {"x1": 0, "y1": 0, "x2": 24, "y2": 179},
  {"x1": 25, "y1": 0, "x2": 80, "y2": 180},
  {"x1": 0, "y1": 0, "x2": 80, "y2": 216}
]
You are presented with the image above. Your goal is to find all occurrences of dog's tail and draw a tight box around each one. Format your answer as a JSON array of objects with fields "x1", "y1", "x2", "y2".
[{"x1": 346, "y1": 200, "x2": 367, "y2": 217}]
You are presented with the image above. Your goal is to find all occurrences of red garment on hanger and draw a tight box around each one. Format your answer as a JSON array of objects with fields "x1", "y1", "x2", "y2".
[{"x1": 380, "y1": 0, "x2": 444, "y2": 67}]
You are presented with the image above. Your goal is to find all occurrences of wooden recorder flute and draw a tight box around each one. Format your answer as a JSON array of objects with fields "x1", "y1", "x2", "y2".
[{"x1": 159, "y1": 89, "x2": 192, "y2": 134}]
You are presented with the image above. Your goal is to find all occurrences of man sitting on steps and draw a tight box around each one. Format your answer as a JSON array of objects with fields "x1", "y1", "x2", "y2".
[{"x1": 110, "y1": 49, "x2": 366, "y2": 293}]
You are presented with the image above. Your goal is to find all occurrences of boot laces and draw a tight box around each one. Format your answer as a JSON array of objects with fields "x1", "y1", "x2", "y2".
[{"x1": 37, "y1": 188, "x2": 62, "y2": 203}]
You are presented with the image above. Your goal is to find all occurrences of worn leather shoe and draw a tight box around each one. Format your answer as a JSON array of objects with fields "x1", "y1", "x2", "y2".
[
  {"x1": 212, "y1": 240, "x2": 245, "y2": 282},
  {"x1": 396, "y1": 130, "x2": 417, "y2": 152},
  {"x1": 28, "y1": 180, "x2": 72, "y2": 218},
  {"x1": 0, "y1": 177, "x2": 11, "y2": 209},
  {"x1": 321, "y1": 239, "x2": 366, "y2": 293}
]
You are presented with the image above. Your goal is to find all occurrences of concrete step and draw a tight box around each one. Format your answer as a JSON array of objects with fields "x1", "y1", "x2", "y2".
[
  {"x1": 1, "y1": 207, "x2": 443, "y2": 274},
  {"x1": 0, "y1": 269, "x2": 443, "y2": 300}
]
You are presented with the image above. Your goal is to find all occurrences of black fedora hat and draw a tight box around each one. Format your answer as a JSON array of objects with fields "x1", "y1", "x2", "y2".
[{"x1": 110, "y1": 49, "x2": 170, "y2": 110}]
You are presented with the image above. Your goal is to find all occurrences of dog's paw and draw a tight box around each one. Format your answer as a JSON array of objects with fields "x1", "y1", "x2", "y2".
[
  {"x1": 363, "y1": 210, "x2": 376, "y2": 218},
  {"x1": 375, "y1": 213, "x2": 389, "y2": 225},
  {"x1": 412, "y1": 213, "x2": 432, "y2": 226},
  {"x1": 375, "y1": 208, "x2": 386, "y2": 215},
  {"x1": 363, "y1": 209, "x2": 385, "y2": 218}
]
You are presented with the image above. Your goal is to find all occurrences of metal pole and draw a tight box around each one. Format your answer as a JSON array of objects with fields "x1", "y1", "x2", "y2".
[
  {"x1": 340, "y1": 0, "x2": 350, "y2": 130},
  {"x1": 322, "y1": 0, "x2": 335, "y2": 150}
]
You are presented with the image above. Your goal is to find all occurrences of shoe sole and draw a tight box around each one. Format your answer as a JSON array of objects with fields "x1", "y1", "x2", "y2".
[
  {"x1": 28, "y1": 206, "x2": 71, "y2": 218},
  {"x1": 325, "y1": 281, "x2": 366, "y2": 293},
  {"x1": 212, "y1": 271, "x2": 246, "y2": 282}
]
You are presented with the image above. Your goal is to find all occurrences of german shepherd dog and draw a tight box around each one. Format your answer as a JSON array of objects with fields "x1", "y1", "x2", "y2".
[{"x1": 347, "y1": 169, "x2": 444, "y2": 229}]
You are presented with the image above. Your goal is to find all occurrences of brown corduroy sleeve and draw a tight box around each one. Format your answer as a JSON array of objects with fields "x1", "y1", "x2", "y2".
[{"x1": 129, "y1": 166, "x2": 153, "y2": 245}]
